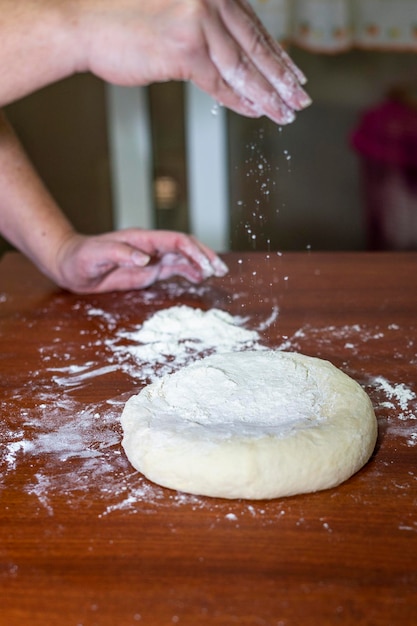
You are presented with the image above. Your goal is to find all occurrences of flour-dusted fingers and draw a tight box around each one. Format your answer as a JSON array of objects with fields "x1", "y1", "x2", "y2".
[
  {"x1": 149, "y1": 252, "x2": 207, "y2": 284},
  {"x1": 167, "y1": 232, "x2": 229, "y2": 279},
  {"x1": 234, "y1": 0, "x2": 307, "y2": 87},
  {"x1": 209, "y1": 0, "x2": 311, "y2": 117},
  {"x1": 111, "y1": 229, "x2": 228, "y2": 279},
  {"x1": 192, "y1": 25, "x2": 296, "y2": 124},
  {"x1": 74, "y1": 0, "x2": 309, "y2": 126}
]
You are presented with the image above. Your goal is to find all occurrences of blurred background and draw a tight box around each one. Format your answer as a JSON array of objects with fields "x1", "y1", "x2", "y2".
[{"x1": 2, "y1": 0, "x2": 417, "y2": 255}]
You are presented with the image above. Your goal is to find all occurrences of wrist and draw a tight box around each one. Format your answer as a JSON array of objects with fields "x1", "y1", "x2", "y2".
[{"x1": 55, "y1": 0, "x2": 90, "y2": 75}]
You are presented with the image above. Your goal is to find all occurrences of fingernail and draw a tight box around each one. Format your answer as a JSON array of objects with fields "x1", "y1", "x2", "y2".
[
  {"x1": 132, "y1": 251, "x2": 150, "y2": 267},
  {"x1": 297, "y1": 89, "x2": 312, "y2": 109},
  {"x1": 280, "y1": 109, "x2": 296, "y2": 124},
  {"x1": 194, "y1": 255, "x2": 212, "y2": 280},
  {"x1": 198, "y1": 256, "x2": 228, "y2": 280},
  {"x1": 290, "y1": 66, "x2": 307, "y2": 86},
  {"x1": 271, "y1": 72, "x2": 312, "y2": 110},
  {"x1": 212, "y1": 257, "x2": 229, "y2": 277},
  {"x1": 274, "y1": 97, "x2": 296, "y2": 124}
]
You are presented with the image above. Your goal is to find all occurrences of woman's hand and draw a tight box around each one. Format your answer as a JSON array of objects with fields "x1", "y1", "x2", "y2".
[
  {"x1": 0, "y1": 113, "x2": 226, "y2": 294},
  {"x1": 55, "y1": 228, "x2": 229, "y2": 293},
  {"x1": 76, "y1": 0, "x2": 311, "y2": 124},
  {"x1": 1, "y1": 0, "x2": 310, "y2": 119}
]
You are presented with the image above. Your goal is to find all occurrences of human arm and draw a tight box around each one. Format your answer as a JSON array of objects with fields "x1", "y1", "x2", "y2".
[
  {"x1": 0, "y1": 111, "x2": 227, "y2": 293},
  {"x1": 0, "y1": 0, "x2": 310, "y2": 124}
]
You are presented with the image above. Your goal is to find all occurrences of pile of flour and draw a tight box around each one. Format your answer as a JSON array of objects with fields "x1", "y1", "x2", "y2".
[{"x1": 108, "y1": 305, "x2": 263, "y2": 381}]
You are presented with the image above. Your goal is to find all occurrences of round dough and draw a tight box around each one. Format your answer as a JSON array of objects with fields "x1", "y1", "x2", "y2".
[{"x1": 120, "y1": 351, "x2": 377, "y2": 499}]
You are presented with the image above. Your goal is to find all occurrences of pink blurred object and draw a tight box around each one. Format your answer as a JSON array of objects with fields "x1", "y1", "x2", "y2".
[{"x1": 351, "y1": 91, "x2": 417, "y2": 250}]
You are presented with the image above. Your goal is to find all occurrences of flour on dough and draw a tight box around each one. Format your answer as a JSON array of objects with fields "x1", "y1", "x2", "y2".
[{"x1": 120, "y1": 351, "x2": 377, "y2": 499}]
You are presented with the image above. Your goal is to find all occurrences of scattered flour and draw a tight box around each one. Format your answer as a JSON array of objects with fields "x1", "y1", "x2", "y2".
[
  {"x1": 1, "y1": 298, "x2": 416, "y2": 520},
  {"x1": 4, "y1": 439, "x2": 31, "y2": 472},
  {"x1": 0, "y1": 304, "x2": 267, "y2": 517},
  {"x1": 371, "y1": 376, "x2": 417, "y2": 446},
  {"x1": 372, "y1": 377, "x2": 416, "y2": 418}
]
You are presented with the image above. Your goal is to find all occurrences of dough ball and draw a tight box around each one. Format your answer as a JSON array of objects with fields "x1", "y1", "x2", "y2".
[{"x1": 120, "y1": 351, "x2": 377, "y2": 499}]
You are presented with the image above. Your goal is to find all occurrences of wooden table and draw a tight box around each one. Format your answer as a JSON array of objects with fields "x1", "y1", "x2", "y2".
[{"x1": 0, "y1": 251, "x2": 416, "y2": 626}]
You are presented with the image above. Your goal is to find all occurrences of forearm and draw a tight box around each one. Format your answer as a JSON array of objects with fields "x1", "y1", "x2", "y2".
[
  {"x1": 0, "y1": 0, "x2": 81, "y2": 107},
  {"x1": 0, "y1": 111, "x2": 75, "y2": 279}
]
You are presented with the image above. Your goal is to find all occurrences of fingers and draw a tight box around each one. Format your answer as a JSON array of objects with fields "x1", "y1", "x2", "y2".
[
  {"x1": 232, "y1": 0, "x2": 307, "y2": 86},
  {"x1": 195, "y1": 0, "x2": 311, "y2": 125},
  {"x1": 98, "y1": 242, "x2": 151, "y2": 270},
  {"x1": 79, "y1": 0, "x2": 309, "y2": 125},
  {"x1": 79, "y1": 249, "x2": 220, "y2": 293},
  {"x1": 150, "y1": 252, "x2": 208, "y2": 284},
  {"x1": 112, "y1": 229, "x2": 229, "y2": 280},
  {"x1": 84, "y1": 256, "x2": 203, "y2": 292},
  {"x1": 199, "y1": 23, "x2": 296, "y2": 124},
  {"x1": 172, "y1": 233, "x2": 229, "y2": 279},
  {"x1": 60, "y1": 230, "x2": 229, "y2": 293}
]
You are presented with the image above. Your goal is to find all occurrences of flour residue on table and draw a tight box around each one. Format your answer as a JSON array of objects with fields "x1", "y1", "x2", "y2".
[
  {"x1": 277, "y1": 321, "x2": 417, "y2": 449},
  {"x1": 0, "y1": 300, "x2": 416, "y2": 521},
  {"x1": 0, "y1": 304, "x2": 265, "y2": 518}
]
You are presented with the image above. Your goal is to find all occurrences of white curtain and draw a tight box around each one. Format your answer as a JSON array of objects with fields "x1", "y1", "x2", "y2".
[{"x1": 250, "y1": 0, "x2": 417, "y2": 52}]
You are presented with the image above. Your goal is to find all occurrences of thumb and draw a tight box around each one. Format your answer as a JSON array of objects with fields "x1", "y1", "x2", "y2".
[{"x1": 96, "y1": 240, "x2": 151, "y2": 268}]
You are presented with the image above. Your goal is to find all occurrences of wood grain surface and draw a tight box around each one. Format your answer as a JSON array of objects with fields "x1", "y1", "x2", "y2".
[{"x1": 0, "y1": 251, "x2": 416, "y2": 626}]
